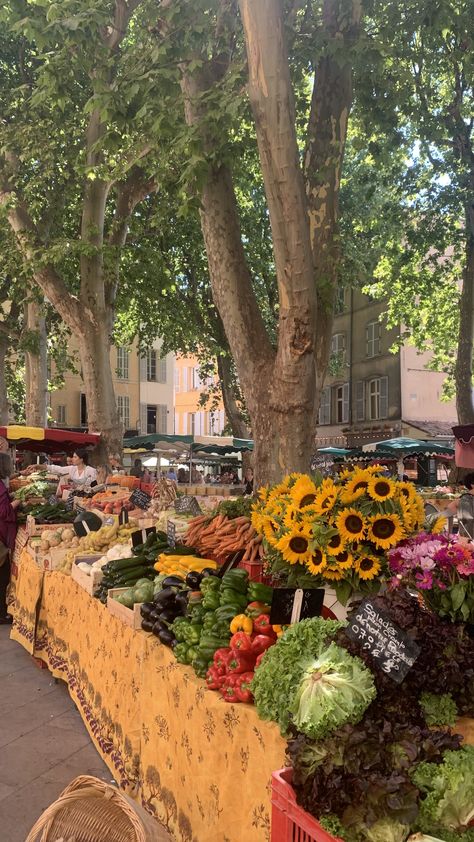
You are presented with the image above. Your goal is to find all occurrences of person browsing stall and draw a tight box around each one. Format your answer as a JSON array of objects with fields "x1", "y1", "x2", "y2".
[
  {"x1": 43, "y1": 448, "x2": 97, "y2": 490},
  {"x1": 0, "y1": 454, "x2": 20, "y2": 624}
]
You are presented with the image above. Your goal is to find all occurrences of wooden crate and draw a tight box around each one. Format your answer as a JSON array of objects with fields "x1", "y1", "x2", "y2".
[
  {"x1": 107, "y1": 588, "x2": 143, "y2": 629},
  {"x1": 71, "y1": 555, "x2": 104, "y2": 596},
  {"x1": 26, "y1": 542, "x2": 70, "y2": 571},
  {"x1": 26, "y1": 517, "x2": 75, "y2": 539}
]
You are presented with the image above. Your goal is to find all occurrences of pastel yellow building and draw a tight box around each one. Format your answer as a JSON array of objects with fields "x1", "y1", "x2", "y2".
[{"x1": 174, "y1": 356, "x2": 225, "y2": 436}]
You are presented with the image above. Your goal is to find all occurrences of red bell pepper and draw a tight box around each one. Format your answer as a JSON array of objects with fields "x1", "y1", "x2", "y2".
[
  {"x1": 220, "y1": 674, "x2": 240, "y2": 702},
  {"x1": 206, "y1": 666, "x2": 225, "y2": 690},
  {"x1": 253, "y1": 614, "x2": 275, "y2": 636},
  {"x1": 251, "y1": 634, "x2": 275, "y2": 655},
  {"x1": 229, "y1": 631, "x2": 253, "y2": 652},
  {"x1": 235, "y1": 671, "x2": 254, "y2": 703},
  {"x1": 213, "y1": 647, "x2": 232, "y2": 674},
  {"x1": 246, "y1": 601, "x2": 271, "y2": 617},
  {"x1": 227, "y1": 650, "x2": 256, "y2": 674},
  {"x1": 255, "y1": 651, "x2": 267, "y2": 668}
]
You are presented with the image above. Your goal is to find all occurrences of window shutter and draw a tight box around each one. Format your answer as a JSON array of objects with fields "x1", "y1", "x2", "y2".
[
  {"x1": 219, "y1": 410, "x2": 225, "y2": 432},
  {"x1": 139, "y1": 355, "x2": 147, "y2": 381},
  {"x1": 157, "y1": 357, "x2": 167, "y2": 384},
  {"x1": 379, "y1": 376, "x2": 389, "y2": 419},
  {"x1": 195, "y1": 412, "x2": 202, "y2": 435},
  {"x1": 318, "y1": 387, "x2": 330, "y2": 425},
  {"x1": 182, "y1": 367, "x2": 188, "y2": 391},
  {"x1": 139, "y1": 403, "x2": 147, "y2": 434},
  {"x1": 355, "y1": 381, "x2": 365, "y2": 421},
  {"x1": 342, "y1": 383, "x2": 349, "y2": 423},
  {"x1": 156, "y1": 404, "x2": 167, "y2": 434},
  {"x1": 183, "y1": 412, "x2": 188, "y2": 434}
]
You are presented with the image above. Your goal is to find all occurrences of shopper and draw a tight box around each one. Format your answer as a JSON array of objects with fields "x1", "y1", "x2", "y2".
[
  {"x1": 40, "y1": 448, "x2": 97, "y2": 490},
  {"x1": 130, "y1": 459, "x2": 144, "y2": 478},
  {"x1": 243, "y1": 468, "x2": 254, "y2": 496},
  {"x1": 0, "y1": 453, "x2": 19, "y2": 624},
  {"x1": 167, "y1": 467, "x2": 177, "y2": 482}
]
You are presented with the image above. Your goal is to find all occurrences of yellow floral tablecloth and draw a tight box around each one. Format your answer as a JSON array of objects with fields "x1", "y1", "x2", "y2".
[
  {"x1": 10, "y1": 545, "x2": 44, "y2": 654},
  {"x1": 10, "y1": 551, "x2": 286, "y2": 842}
]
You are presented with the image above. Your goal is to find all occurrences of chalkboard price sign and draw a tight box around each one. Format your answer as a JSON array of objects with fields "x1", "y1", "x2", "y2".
[
  {"x1": 65, "y1": 494, "x2": 75, "y2": 512},
  {"x1": 131, "y1": 526, "x2": 156, "y2": 548},
  {"x1": 174, "y1": 496, "x2": 202, "y2": 516},
  {"x1": 270, "y1": 588, "x2": 324, "y2": 625},
  {"x1": 167, "y1": 520, "x2": 176, "y2": 549},
  {"x1": 345, "y1": 598, "x2": 420, "y2": 683},
  {"x1": 129, "y1": 489, "x2": 152, "y2": 511}
]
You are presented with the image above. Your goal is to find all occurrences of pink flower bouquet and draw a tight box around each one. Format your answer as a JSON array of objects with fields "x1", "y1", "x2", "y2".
[{"x1": 388, "y1": 532, "x2": 474, "y2": 624}]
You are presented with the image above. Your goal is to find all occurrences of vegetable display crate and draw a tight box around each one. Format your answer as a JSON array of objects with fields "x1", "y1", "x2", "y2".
[
  {"x1": 271, "y1": 768, "x2": 342, "y2": 842},
  {"x1": 107, "y1": 588, "x2": 143, "y2": 629},
  {"x1": 71, "y1": 555, "x2": 104, "y2": 596},
  {"x1": 26, "y1": 542, "x2": 70, "y2": 571},
  {"x1": 237, "y1": 559, "x2": 272, "y2": 585},
  {"x1": 26, "y1": 517, "x2": 73, "y2": 538}
]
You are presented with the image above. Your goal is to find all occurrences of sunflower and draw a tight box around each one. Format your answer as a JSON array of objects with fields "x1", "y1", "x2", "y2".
[
  {"x1": 430, "y1": 514, "x2": 447, "y2": 535},
  {"x1": 367, "y1": 475, "x2": 396, "y2": 502},
  {"x1": 367, "y1": 513, "x2": 404, "y2": 549},
  {"x1": 290, "y1": 475, "x2": 319, "y2": 509},
  {"x1": 323, "y1": 564, "x2": 345, "y2": 581},
  {"x1": 306, "y1": 548, "x2": 327, "y2": 576},
  {"x1": 333, "y1": 549, "x2": 353, "y2": 569},
  {"x1": 313, "y1": 488, "x2": 338, "y2": 516},
  {"x1": 336, "y1": 508, "x2": 366, "y2": 543},
  {"x1": 326, "y1": 531, "x2": 346, "y2": 556},
  {"x1": 340, "y1": 469, "x2": 372, "y2": 503},
  {"x1": 262, "y1": 518, "x2": 281, "y2": 547},
  {"x1": 283, "y1": 505, "x2": 300, "y2": 530},
  {"x1": 355, "y1": 554, "x2": 382, "y2": 580},
  {"x1": 396, "y1": 481, "x2": 417, "y2": 502},
  {"x1": 276, "y1": 524, "x2": 313, "y2": 565},
  {"x1": 338, "y1": 467, "x2": 353, "y2": 481},
  {"x1": 365, "y1": 463, "x2": 389, "y2": 475},
  {"x1": 257, "y1": 485, "x2": 271, "y2": 503}
]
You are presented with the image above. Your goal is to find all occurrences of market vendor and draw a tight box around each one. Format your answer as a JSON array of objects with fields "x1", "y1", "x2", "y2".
[{"x1": 24, "y1": 448, "x2": 97, "y2": 492}]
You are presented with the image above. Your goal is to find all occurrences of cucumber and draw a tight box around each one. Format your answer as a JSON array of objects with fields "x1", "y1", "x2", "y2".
[{"x1": 107, "y1": 557, "x2": 141, "y2": 572}]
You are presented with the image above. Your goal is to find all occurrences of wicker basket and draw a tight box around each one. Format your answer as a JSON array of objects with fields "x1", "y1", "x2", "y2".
[{"x1": 25, "y1": 776, "x2": 159, "y2": 842}]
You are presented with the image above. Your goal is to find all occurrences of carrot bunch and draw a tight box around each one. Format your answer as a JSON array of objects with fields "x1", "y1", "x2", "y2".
[{"x1": 184, "y1": 513, "x2": 263, "y2": 563}]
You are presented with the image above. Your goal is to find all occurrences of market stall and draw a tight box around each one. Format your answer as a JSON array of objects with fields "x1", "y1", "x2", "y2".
[
  {"x1": 9, "y1": 463, "x2": 474, "y2": 842},
  {"x1": 1, "y1": 424, "x2": 100, "y2": 454}
]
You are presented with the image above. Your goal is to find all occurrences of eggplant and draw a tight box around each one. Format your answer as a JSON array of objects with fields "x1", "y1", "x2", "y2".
[
  {"x1": 158, "y1": 606, "x2": 180, "y2": 624},
  {"x1": 174, "y1": 591, "x2": 190, "y2": 614},
  {"x1": 140, "y1": 602, "x2": 154, "y2": 619},
  {"x1": 157, "y1": 628, "x2": 176, "y2": 647},
  {"x1": 201, "y1": 568, "x2": 220, "y2": 578},
  {"x1": 141, "y1": 619, "x2": 154, "y2": 633},
  {"x1": 148, "y1": 609, "x2": 163, "y2": 623},
  {"x1": 153, "y1": 587, "x2": 176, "y2": 607},
  {"x1": 185, "y1": 571, "x2": 203, "y2": 589},
  {"x1": 161, "y1": 575, "x2": 185, "y2": 588}
]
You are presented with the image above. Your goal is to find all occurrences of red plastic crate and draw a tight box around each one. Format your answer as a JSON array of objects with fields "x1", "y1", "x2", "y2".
[
  {"x1": 237, "y1": 559, "x2": 272, "y2": 585},
  {"x1": 271, "y1": 768, "x2": 343, "y2": 842}
]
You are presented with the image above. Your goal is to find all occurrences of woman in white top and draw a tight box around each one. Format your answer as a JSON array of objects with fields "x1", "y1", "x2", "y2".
[{"x1": 48, "y1": 449, "x2": 97, "y2": 490}]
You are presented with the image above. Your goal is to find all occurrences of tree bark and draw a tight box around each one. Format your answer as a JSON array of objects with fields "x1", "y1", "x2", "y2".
[
  {"x1": 24, "y1": 298, "x2": 48, "y2": 427},
  {"x1": 0, "y1": 338, "x2": 10, "y2": 424},
  {"x1": 77, "y1": 322, "x2": 123, "y2": 459},
  {"x1": 216, "y1": 354, "x2": 249, "y2": 440},
  {"x1": 455, "y1": 200, "x2": 474, "y2": 423}
]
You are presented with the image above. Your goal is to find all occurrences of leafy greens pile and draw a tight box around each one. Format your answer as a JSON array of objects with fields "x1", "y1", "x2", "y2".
[{"x1": 251, "y1": 617, "x2": 375, "y2": 736}]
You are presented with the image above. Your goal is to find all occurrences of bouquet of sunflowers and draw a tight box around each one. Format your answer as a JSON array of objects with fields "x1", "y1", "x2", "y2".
[{"x1": 251, "y1": 466, "x2": 442, "y2": 603}]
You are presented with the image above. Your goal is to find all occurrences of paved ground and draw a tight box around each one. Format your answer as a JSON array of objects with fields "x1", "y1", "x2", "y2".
[{"x1": 0, "y1": 627, "x2": 172, "y2": 841}]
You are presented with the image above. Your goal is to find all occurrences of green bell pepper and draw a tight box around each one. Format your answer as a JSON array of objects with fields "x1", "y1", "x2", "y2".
[
  {"x1": 171, "y1": 617, "x2": 190, "y2": 642},
  {"x1": 182, "y1": 623, "x2": 203, "y2": 645},
  {"x1": 200, "y1": 577, "x2": 221, "y2": 594},
  {"x1": 202, "y1": 590, "x2": 221, "y2": 611},
  {"x1": 202, "y1": 610, "x2": 217, "y2": 630},
  {"x1": 222, "y1": 569, "x2": 249, "y2": 593},
  {"x1": 192, "y1": 654, "x2": 211, "y2": 678},
  {"x1": 219, "y1": 589, "x2": 248, "y2": 609},
  {"x1": 247, "y1": 582, "x2": 273, "y2": 603},
  {"x1": 174, "y1": 643, "x2": 192, "y2": 664},
  {"x1": 190, "y1": 604, "x2": 207, "y2": 624}
]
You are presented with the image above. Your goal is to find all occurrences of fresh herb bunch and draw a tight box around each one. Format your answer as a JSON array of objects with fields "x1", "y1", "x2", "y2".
[{"x1": 217, "y1": 497, "x2": 253, "y2": 520}]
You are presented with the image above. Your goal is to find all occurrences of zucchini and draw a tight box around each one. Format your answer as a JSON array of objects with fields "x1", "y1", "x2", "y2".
[{"x1": 106, "y1": 557, "x2": 141, "y2": 572}]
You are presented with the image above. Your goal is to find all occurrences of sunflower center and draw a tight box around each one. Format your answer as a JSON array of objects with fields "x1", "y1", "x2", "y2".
[
  {"x1": 346, "y1": 514, "x2": 363, "y2": 534},
  {"x1": 354, "y1": 481, "x2": 368, "y2": 492},
  {"x1": 372, "y1": 518, "x2": 396, "y2": 538},
  {"x1": 300, "y1": 493, "x2": 317, "y2": 508},
  {"x1": 328, "y1": 534, "x2": 341, "y2": 548},
  {"x1": 312, "y1": 549, "x2": 324, "y2": 564},
  {"x1": 336, "y1": 550, "x2": 349, "y2": 563},
  {"x1": 360, "y1": 558, "x2": 375, "y2": 571},
  {"x1": 289, "y1": 536, "x2": 309, "y2": 553},
  {"x1": 374, "y1": 480, "x2": 391, "y2": 496}
]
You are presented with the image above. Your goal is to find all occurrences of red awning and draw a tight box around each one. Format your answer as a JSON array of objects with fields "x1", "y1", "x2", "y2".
[
  {"x1": 453, "y1": 424, "x2": 474, "y2": 445},
  {"x1": 0, "y1": 426, "x2": 100, "y2": 454}
]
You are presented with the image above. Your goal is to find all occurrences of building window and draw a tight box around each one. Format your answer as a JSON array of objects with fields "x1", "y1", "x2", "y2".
[
  {"x1": 80, "y1": 394, "x2": 87, "y2": 426},
  {"x1": 334, "y1": 285, "x2": 346, "y2": 314},
  {"x1": 116, "y1": 347, "x2": 129, "y2": 379},
  {"x1": 157, "y1": 404, "x2": 168, "y2": 434},
  {"x1": 57, "y1": 405, "x2": 66, "y2": 425},
  {"x1": 334, "y1": 383, "x2": 349, "y2": 424},
  {"x1": 366, "y1": 321, "x2": 381, "y2": 358},
  {"x1": 174, "y1": 368, "x2": 180, "y2": 393},
  {"x1": 188, "y1": 413, "x2": 195, "y2": 435},
  {"x1": 318, "y1": 387, "x2": 331, "y2": 425},
  {"x1": 147, "y1": 350, "x2": 156, "y2": 382},
  {"x1": 117, "y1": 395, "x2": 130, "y2": 428},
  {"x1": 330, "y1": 333, "x2": 346, "y2": 370},
  {"x1": 192, "y1": 367, "x2": 202, "y2": 389},
  {"x1": 146, "y1": 405, "x2": 156, "y2": 433},
  {"x1": 368, "y1": 376, "x2": 388, "y2": 420}
]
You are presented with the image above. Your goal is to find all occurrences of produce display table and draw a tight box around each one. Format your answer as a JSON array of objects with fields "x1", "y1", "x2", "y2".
[{"x1": 10, "y1": 551, "x2": 285, "y2": 842}]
